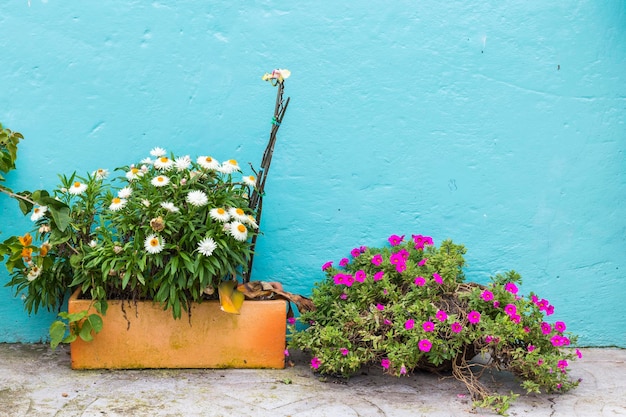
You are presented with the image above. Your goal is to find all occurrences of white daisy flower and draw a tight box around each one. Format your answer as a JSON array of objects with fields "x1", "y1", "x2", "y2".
[
  {"x1": 197, "y1": 156, "x2": 220, "y2": 170},
  {"x1": 154, "y1": 156, "x2": 174, "y2": 170},
  {"x1": 174, "y1": 155, "x2": 192, "y2": 171},
  {"x1": 126, "y1": 167, "x2": 143, "y2": 181},
  {"x1": 244, "y1": 214, "x2": 259, "y2": 229},
  {"x1": 150, "y1": 147, "x2": 167, "y2": 157},
  {"x1": 140, "y1": 157, "x2": 153, "y2": 165},
  {"x1": 209, "y1": 207, "x2": 230, "y2": 222},
  {"x1": 144, "y1": 234, "x2": 165, "y2": 254},
  {"x1": 242, "y1": 175, "x2": 256, "y2": 187},
  {"x1": 228, "y1": 221, "x2": 248, "y2": 242},
  {"x1": 68, "y1": 181, "x2": 88, "y2": 195},
  {"x1": 197, "y1": 237, "x2": 217, "y2": 257},
  {"x1": 27, "y1": 265, "x2": 42, "y2": 282},
  {"x1": 228, "y1": 207, "x2": 248, "y2": 222},
  {"x1": 93, "y1": 168, "x2": 109, "y2": 180},
  {"x1": 109, "y1": 197, "x2": 127, "y2": 211},
  {"x1": 151, "y1": 175, "x2": 170, "y2": 187},
  {"x1": 30, "y1": 206, "x2": 48, "y2": 222},
  {"x1": 141, "y1": 199, "x2": 151, "y2": 207},
  {"x1": 88, "y1": 239, "x2": 98, "y2": 248},
  {"x1": 186, "y1": 190, "x2": 208, "y2": 207},
  {"x1": 117, "y1": 186, "x2": 132, "y2": 199},
  {"x1": 218, "y1": 159, "x2": 241, "y2": 174},
  {"x1": 160, "y1": 202, "x2": 180, "y2": 213}
]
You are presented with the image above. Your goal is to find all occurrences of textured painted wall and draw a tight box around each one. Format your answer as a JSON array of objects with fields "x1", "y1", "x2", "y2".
[{"x1": 1, "y1": 1, "x2": 624, "y2": 346}]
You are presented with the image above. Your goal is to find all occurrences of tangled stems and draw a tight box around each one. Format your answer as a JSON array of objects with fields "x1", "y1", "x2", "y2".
[{"x1": 289, "y1": 234, "x2": 580, "y2": 415}]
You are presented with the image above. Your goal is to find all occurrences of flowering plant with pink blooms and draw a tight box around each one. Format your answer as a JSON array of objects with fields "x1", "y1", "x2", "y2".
[{"x1": 288, "y1": 233, "x2": 581, "y2": 415}]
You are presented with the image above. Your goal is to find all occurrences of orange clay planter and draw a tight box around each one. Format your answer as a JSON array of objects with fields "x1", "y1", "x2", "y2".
[{"x1": 68, "y1": 290, "x2": 287, "y2": 370}]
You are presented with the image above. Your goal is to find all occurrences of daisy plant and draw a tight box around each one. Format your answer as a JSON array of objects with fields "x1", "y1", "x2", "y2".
[
  {"x1": 0, "y1": 70, "x2": 293, "y2": 348},
  {"x1": 1, "y1": 147, "x2": 260, "y2": 346},
  {"x1": 289, "y1": 233, "x2": 581, "y2": 416}
]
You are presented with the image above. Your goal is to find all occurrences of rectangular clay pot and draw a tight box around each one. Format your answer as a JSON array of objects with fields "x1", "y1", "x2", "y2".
[{"x1": 68, "y1": 290, "x2": 287, "y2": 369}]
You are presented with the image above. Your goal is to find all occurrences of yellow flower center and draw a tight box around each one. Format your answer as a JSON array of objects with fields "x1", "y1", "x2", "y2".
[
  {"x1": 73, "y1": 182, "x2": 81, "y2": 188},
  {"x1": 160, "y1": 157, "x2": 168, "y2": 163},
  {"x1": 248, "y1": 176, "x2": 255, "y2": 181},
  {"x1": 205, "y1": 157, "x2": 213, "y2": 163},
  {"x1": 131, "y1": 168, "x2": 139, "y2": 174},
  {"x1": 157, "y1": 177, "x2": 165, "y2": 182},
  {"x1": 229, "y1": 159, "x2": 237, "y2": 165},
  {"x1": 217, "y1": 208, "x2": 225, "y2": 215},
  {"x1": 34, "y1": 208, "x2": 40, "y2": 214},
  {"x1": 237, "y1": 224, "x2": 246, "y2": 233},
  {"x1": 150, "y1": 238, "x2": 159, "y2": 247},
  {"x1": 235, "y1": 208, "x2": 244, "y2": 216},
  {"x1": 112, "y1": 198, "x2": 121, "y2": 204}
]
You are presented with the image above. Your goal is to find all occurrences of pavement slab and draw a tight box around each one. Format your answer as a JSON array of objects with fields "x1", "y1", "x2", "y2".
[{"x1": 0, "y1": 344, "x2": 624, "y2": 416}]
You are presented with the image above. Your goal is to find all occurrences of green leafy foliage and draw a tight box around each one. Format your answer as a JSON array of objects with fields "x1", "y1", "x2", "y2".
[
  {"x1": 289, "y1": 234, "x2": 581, "y2": 415},
  {"x1": 2, "y1": 147, "x2": 261, "y2": 337}
]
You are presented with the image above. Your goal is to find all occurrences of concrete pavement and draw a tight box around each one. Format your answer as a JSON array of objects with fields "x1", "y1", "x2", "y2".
[{"x1": 0, "y1": 344, "x2": 624, "y2": 416}]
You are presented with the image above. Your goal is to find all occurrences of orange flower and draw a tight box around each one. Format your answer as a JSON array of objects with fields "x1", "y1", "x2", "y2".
[
  {"x1": 18, "y1": 233, "x2": 33, "y2": 247},
  {"x1": 21, "y1": 247, "x2": 33, "y2": 261},
  {"x1": 40, "y1": 242, "x2": 51, "y2": 257}
]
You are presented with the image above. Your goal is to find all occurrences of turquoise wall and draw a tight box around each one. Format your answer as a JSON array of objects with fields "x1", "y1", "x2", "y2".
[{"x1": 1, "y1": 1, "x2": 624, "y2": 346}]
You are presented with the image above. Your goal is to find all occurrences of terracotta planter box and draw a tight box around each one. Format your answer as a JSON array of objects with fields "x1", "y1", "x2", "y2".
[{"x1": 68, "y1": 290, "x2": 287, "y2": 370}]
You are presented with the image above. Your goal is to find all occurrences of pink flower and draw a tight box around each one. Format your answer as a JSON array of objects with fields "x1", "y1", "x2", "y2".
[
  {"x1": 405, "y1": 319, "x2": 415, "y2": 330},
  {"x1": 384, "y1": 319, "x2": 392, "y2": 326},
  {"x1": 541, "y1": 322, "x2": 552, "y2": 335},
  {"x1": 388, "y1": 234, "x2": 405, "y2": 246},
  {"x1": 481, "y1": 290, "x2": 494, "y2": 301},
  {"x1": 333, "y1": 273, "x2": 345, "y2": 285},
  {"x1": 554, "y1": 321, "x2": 566, "y2": 333},
  {"x1": 504, "y1": 282, "x2": 518, "y2": 294},
  {"x1": 376, "y1": 303, "x2": 385, "y2": 311},
  {"x1": 340, "y1": 293, "x2": 348, "y2": 300},
  {"x1": 436, "y1": 310, "x2": 447, "y2": 322},
  {"x1": 395, "y1": 263, "x2": 407, "y2": 273},
  {"x1": 311, "y1": 357, "x2": 321, "y2": 369},
  {"x1": 339, "y1": 257, "x2": 349, "y2": 267},
  {"x1": 504, "y1": 303, "x2": 517, "y2": 316},
  {"x1": 418, "y1": 258, "x2": 428, "y2": 266},
  {"x1": 350, "y1": 248, "x2": 361, "y2": 257},
  {"x1": 381, "y1": 358, "x2": 391, "y2": 369},
  {"x1": 537, "y1": 359, "x2": 544, "y2": 366},
  {"x1": 451, "y1": 322, "x2": 462, "y2": 333},
  {"x1": 531, "y1": 294, "x2": 539, "y2": 304},
  {"x1": 400, "y1": 365, "x2": 407, "y2": 375},
  {"x1": 524, "y1": 326, "x2": 531, "y2": 333},
  {"x1": 537, "y1": 299, "x2": 549, "y2": 311},
  {"x1": 412, "y1": 234, "x2": 433, "y2": 250},
  {"x1": 468, "y1": 311, "x2": 481, "y2": 324},
  {"x1": 284, "y1": 349, "x2": 290, "y2": 356},
  {"x1": 546, "y1": 305, "x2": 555, "y2": 316},
  {"x1": 576, "y1": 349, "x2": 583, "y2": 359},
  {"x1": 322, "y1": 261, "x2": 333, "y2": 271},
  {"x1": 343, "y1": 274, "x2": 354, "y2": 287},
  {"x1": 418, "y1": 339, "x2": 432, "y2": 352},
  {"x1": 432, "y1": 273, "x2": 443, "y2": 285},
  {"x1": 287, "y1": 317, "x2": 296, "y2": 325},
  {"x1": 485, "y1": 335, "x2": 493, "y2": 343},
  {"x1": 493, "y1": 301, "x2": 500, "y2": 308},
  {"x1": 528, "y1": 345, "x2": 535, "y2": 352},
  {"x1": 423, "y1": 321, "x2": 435, "y2": 332},
  {"x1": 414, "y1": 276, "x2": 426, "y2": 286},
  {"x1": 371, "y1": 254, "x2": 383, "y2": 266},
  {"x1": 510, "y1": 314, "x2": 521, "y2": 324},
  {"x1": 373, "y1": 271, "x2": 384, "y2": 281},
  {"x1": 354, "y1": 270, "x2": 366, "y2": 282},
  {"x1": 340, "y1": 348, "x2": 349, "y2": 356},
  {"x1": 557, "y1": 360, "x2": 569, "y2": 371}
]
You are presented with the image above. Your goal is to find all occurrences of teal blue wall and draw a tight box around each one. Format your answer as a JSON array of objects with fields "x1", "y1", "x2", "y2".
[{"x1": 1, "y1": 1, "x2": 624, "y2": 346}]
